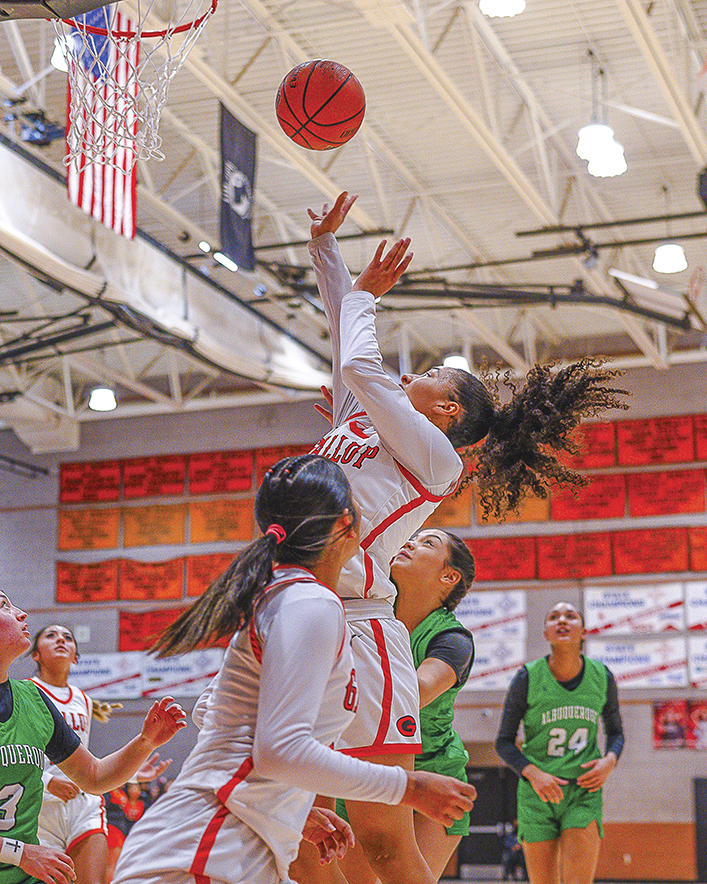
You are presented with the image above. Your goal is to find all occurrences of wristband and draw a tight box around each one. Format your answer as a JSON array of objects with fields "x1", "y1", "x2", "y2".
[{"x1": 0, "y1": 837, "x2": 24, "y2": 866}]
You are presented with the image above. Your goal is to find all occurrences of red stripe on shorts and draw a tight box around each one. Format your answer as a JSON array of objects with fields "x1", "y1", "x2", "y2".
[
  {"x1": 190, "y1": 804, "x2": 230, "y2": 884},
  {"x1": 216, "y1": 756, "x2": 254, "y2": 804},
  {"x1": 370, "y1": 619, "x2": 393, "y2": 746}
]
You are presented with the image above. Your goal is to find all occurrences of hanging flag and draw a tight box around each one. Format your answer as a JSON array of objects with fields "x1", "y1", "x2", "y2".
[
  {"x1": 220, "y1": 106, "x2": 256, "y2": 271},
  {"x1": 66, "y1": 5, "x2": 138, "y2": 238}
]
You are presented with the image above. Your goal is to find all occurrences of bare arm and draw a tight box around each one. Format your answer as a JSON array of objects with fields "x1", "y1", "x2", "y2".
[{"x1": 417, "y1": 658, "x2": 457, "y2": 709}]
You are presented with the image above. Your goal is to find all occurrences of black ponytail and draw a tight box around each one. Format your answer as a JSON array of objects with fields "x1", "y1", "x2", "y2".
[{"x1": 152, "y1": 455, "x2": 355, "y2": 657}]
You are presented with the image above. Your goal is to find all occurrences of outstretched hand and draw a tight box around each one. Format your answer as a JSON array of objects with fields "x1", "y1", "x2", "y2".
[
  {"x1": 136, "y1": 752, "x2": 173, "y2": 783},
  {"x1": 314, "y1": 386, "x2": 334, "y2": 425},
  {"x1": 307, "y1": 191, "x2": 358, "y2": 239},
  {"x1": 139, "y1": 697, "x2": 187, "y2": 747},
  {"x1": 301, "y1": 806, "x2": 355, "y2": 865},
  {"x1": 354, "y1": 238, "x2": 413, "y2": 299}
]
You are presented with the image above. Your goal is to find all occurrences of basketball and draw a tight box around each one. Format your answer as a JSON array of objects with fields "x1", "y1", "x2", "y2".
[{"x1": 275, "y1": 59, "x2": 366, "y2": 151}]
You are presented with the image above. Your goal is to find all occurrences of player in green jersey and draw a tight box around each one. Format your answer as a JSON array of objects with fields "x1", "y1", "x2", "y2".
[
  {"x1": 495, "y1": 602, "x2": 624, "y2": 884},
  {"x1": 335, "y1": 529, "x2": 476, "y2": 883},
  {"x1": 0, "y1": 592, "x2": 187, "y2": 884}
]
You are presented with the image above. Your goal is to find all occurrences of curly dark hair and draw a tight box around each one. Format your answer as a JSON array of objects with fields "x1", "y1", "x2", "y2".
[{"x1": 451, "y1": 358, "x2": 629, "y2": 520}]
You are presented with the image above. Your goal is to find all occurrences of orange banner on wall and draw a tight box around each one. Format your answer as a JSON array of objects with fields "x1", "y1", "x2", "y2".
[
  {"x1": 550, "y1": 474, "x2": 626, "y2": 522},
  {"x1": 119, "y1": 557, "x2": 185, "y2": 600},
  {"x1": 56, "y1": 560, "x2": 119, "y2": 603},
  {"x1": 612, "y1": 527, "x2": 689, "y2": 574},
  {"x1": 616, "y1": 416, "x2": 694, "y2": 466},
  {"x1": 123, "y1": 504, "x2": 186, "y2": 547},
  {"x1": 537, "y1": 532, "x2": 612, "y2": 580},
  {"x1": 255, "y1": 445, "x2": 312, "y2": 484},
  {"x1": 627, "y1": 469, "x2": 706, "y2": 517},
  {"x1": 475, "y1": 488, "x2": 549, "y2": 526},
  {"x1": 60, "y1": 460, "x2": 121, "y2": 503},
  {"x1": 187, "y1": 553, "x2": 236, "y2": 597},
  {"x1": 189, "y1": 498, "x2": 254, "y2": 543},
  {"x1": 122, "y1": 456, "x2": 187, "y2": 499},
  {"x1": 424, "y1": 486, "x2": 472, "y2": 528},
  {"x1": 694, "y1": 414, "x2": 707, "y2": 461},
  {"x1": 118, "y1": 607, "x2": 187, "y2": 652},
  {"x1": 467, "y1": 536, "x2": 536, "y2": 582},
  {"x1": 689, "y1": 526, "x2": 707, "y2": 572},
  {"x1": 562, "y1": 421, "x2": 617, "y2": 469},
  {"x1": 57, "y1": 508, "x2": 120, "y2": 551},
  {"x1": 189, "y1": 450, "x2": 254, "y2": 494}
]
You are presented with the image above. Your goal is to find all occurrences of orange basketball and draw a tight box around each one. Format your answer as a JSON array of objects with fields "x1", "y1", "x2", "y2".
[{"x1": 275, "y1": 60, "x2": 366, "y2": 151}]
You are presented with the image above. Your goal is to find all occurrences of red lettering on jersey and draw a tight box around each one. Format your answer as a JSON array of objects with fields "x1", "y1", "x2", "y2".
[
  {"x1": 396, "y1": 716, "x2": 417, "y2": 737},
  {"x1": 353, "y1": 446, "x2": 379, "y2": 469},
  {"x1": 318, "y1": 435, "x2": 338, "y2": 458},
  {"x1": 349, "y1": 421, "x2": 373, "y2": 439},
  {"x1": 311, "y1": 437, "x2": 326, "y2": 455},
  {"x1": 343, "y1": 669, "x2": 359, "y2": 712},
  {"x1": 339, "y1": 442, "x2": 361, "y2": 465},
  {"x1": 329, "y1": 436, "x2": 347, "y2": 462}
]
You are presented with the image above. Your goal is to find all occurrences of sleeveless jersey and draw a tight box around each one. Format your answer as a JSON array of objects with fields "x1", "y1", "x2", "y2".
[
  {"x1": 0, "y1": 680, "x2": 56, "y2": 884},
  {"x1": 523, "y1": 656, "x2": 607, "y2": 779},
  {"x1": 410, "y1": 608, "x2": 471, "y2": 775},
  {"x1": 30, "y1": 678, "x2": 91, "y2": 792}
]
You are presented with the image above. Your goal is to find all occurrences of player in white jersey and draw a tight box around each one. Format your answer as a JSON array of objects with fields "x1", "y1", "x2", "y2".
[
  {"x1": 111, "y1": 455, "x2": 476, "y2": 884},
  {"x1": 30, "y1": 626, "x2": 172, "y2": 884},
  {"x1": 291, "y1": 192, "x2": 629, "y2": 884}
]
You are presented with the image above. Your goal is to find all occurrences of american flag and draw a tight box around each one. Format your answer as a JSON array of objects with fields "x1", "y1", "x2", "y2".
[{"x1": 66, "y1": 6, "x2": 138, "y2": 238}]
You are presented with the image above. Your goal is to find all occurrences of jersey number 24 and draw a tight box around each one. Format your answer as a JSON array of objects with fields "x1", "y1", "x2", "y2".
[{"x1": 547, "y1": 726, "x2": 588, "y2": 757}]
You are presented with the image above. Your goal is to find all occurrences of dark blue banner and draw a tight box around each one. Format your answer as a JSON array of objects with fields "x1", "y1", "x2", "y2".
[{"x1": 220, "y1": 106, "x2": 256, "y2": 272}]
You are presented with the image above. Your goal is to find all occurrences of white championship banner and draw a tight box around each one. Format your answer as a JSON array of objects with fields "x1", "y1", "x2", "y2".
[
  {"x1": 688, "y1": 636, "x2": 707, "y2": 688},
  {"x1": 70, "y1": 652, "x2": 145, "y2": 699},
  {"x1": 68, "y1": 649, "x2": 224, "y2": 698},
  {"x1": 686, "y1": 581, "x2": 707, "y2": 631},
  {"x1": 586, "y1": 636, "x2": 688, "y2": 688},
  {"x1": 455, "y1": 590, "x2": 526, "y2": 691},
  {"x1": 584, "y1": 583, "x2": 684, "y2": 635}
]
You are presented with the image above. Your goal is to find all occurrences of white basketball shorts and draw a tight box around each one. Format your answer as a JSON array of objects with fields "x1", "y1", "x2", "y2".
[
  {"x1": 338, "y1": 601, "x2": 421, "y2": 757},
  {"x1": 37, "y1": 792, "x2": 106, "y2": 852}
]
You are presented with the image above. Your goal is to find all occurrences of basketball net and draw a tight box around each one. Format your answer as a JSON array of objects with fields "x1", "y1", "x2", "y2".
[{"x1": 54, "y1": 0, "x2": 216, "y2": 173}]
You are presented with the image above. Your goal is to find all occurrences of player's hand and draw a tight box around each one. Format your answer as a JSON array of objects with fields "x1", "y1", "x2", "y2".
[
  {"x1": 19, "y1": 843, "x2": 76, "y2": 884},
  {"x1": 302, "y1": 806, "x2": 355, "y2": 864},
  {"x1": 523, "y1": 765, "x2": 568, "y2": 804},
  {"x1": 314, "y1": 386, "x2": 334, "y2": 425},
  {"x1": 576, "y1": 754, "x2": 616, "y2": 792},
  {"x1": 46, "y1": 776, "x2": 80, "y2": 803},
  {"x1": 308, "y1": 191, "x2": 358, "y2": 238},
  {"x1": 139, "y1": 697, "x2": 187, "y2": 747},
  {"x1": 401, "y1": 770, "x2": 476, "y2": 828},
  {"x1": 92, "y1": 699, "x2": 123, "y2": 723},
  {"x1": 136, "y1": 752, "x2": 173, "y2": 783},
  {"x1": 354, "y1": 238, "x2": 412, "y2": 299}
]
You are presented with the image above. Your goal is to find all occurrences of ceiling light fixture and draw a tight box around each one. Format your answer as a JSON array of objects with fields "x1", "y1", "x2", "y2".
[
  {"x1": 443, "y1": 354, "x2": 471, "y2": 372},
  {"x1": 213, "y1": 251, "x2": 238, "y2": 271},
  {"x1": 576, "y1": 53, "x2": 627, "y2": 178},
  {"x1": 652, "y1": 242, "x2": 687, "y2": 274},
  {"x1": 479, "y1": 0, "x2": 526, "y2": 18},
  {"x1": 88, "y1": 387, "x2": 117, "y2": 411},
  {"x1": 198, "y1": 241, "x2": 211, "y2": 253}
]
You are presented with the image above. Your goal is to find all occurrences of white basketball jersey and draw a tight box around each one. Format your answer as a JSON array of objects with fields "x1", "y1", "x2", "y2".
[{"x1": 30, "y1": 678, "x2": 92, "y2": 785}]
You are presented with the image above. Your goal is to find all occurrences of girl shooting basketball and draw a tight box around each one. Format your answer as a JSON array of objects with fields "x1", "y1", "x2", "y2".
[
  {"x1": 495, "y1": 602, "x2": 624, "y2": 884},
  {"x1": 111, "y1": 455, "x2": 476, "y2": 884},
  {"x1": 292, "y1": 191, "x2": 627, "y2": 884},
  {"x1": 0, "y1": 595, "x2": 186, "y2": 884}
]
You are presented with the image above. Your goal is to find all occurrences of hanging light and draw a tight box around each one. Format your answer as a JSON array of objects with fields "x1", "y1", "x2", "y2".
[
  {"x1": 652, "y1": 243, "x2": 687, "y2": 274},
  {"x1": 586, "y1": 138, "x2": 627, "y2": 178},
  {"x1": 443, "y1": 355, "x2": 471, "y2": 372},
  {"x1": 479, "y1": 0, "x2": 526, "y2": 18},
  {"x1": 88, "y1": 387, "x2": 117, "y2": 411},
  {"x1": 576, "y1": 123, "x2": 615, "y2": 161},
  {"x1": 576, "y1": 53, "x2": 627, "y2": 178}
]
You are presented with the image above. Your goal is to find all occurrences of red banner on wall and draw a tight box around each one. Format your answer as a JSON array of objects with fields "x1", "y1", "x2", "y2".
[
  {"x1": 186, "y1": 553, "x2": 236, "y2": 597},
  {"x1": 537, "y1": 531, "x2": 613, "y2": 580},
  {"x1": 56, "y1": 560, "x2": 119, "y2": 603},
  {"x1": 616, "y1": 416, "x2": 694, "y2": 466},
  {"x1": 627, "y1": 468, "x2": 706, "y2": 517},
  {"x1": 550, "y1": 474, "x2": 626, "y2": 522},
  {"x1": 60, "y1": 460, "x2": 121, "y2": 503},
  {"x1": 122, "y1": 456, "x2": 187, "y2": 499},
  {"x1": 189, "y1": 450, "x2": 254, "y2": 494},
  {"x1": 612, "y1": 527, "x2": 689, "y2": 574},
  {"x1": 562, "y1": 421, "x2": 617, "y2": 469},
  {"x1": 255, "y1": 445, "x2": 312, "y2": 484},
  {"x1": 118, "y1": 607, "x2": 188, "y2": 651},
  {"x1": 119, "y1": 557, "x2": 185, "y2": 600},
  {"x1": 467, "y1": 536, "x2": 536, "y2": 582},
  {"x1": 689, "y1": 526, "x2": 707, "y2": 572},
  {"x1": 694, "y1": 414, "x2": 707, "y2": 461}
]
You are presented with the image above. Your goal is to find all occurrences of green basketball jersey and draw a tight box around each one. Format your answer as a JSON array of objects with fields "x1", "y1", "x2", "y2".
[
  {"x1": 523, "y1": 656, "x2": 607, "y2": 779},
  {"x1": 0, "y1": 680, "x2": 56, "y2": 884},
  {"x1": 410, "y1": 607, "x2": 471, "y2": 776}
]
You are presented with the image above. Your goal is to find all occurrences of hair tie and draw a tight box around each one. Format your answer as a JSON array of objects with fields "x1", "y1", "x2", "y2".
[{"x1": 265, "y1": 524, "x2": 287, "y2": 544}]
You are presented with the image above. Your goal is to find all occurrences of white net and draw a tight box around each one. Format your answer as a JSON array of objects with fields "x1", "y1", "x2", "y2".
[{"x1": 54, "y1": 0, "x2": 216, "y2": 172}]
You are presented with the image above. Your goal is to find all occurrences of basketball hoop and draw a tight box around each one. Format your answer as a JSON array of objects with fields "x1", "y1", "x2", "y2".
[{"x1": 54, "y1": 0, "x2": 217, "y2": 172}]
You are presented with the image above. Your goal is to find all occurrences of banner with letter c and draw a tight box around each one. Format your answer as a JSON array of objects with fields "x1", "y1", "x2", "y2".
[{"x1": 220, "y1": 106, "x2": 256, "y2": 271}]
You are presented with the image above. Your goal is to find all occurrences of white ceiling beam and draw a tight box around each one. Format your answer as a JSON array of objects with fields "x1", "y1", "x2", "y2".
[
  {"x1": 67, "y1": 354, "x2": 172, "y2": 404},
  {"x1": 452, "y1": 310, "x2": 529, "y2": 372}
]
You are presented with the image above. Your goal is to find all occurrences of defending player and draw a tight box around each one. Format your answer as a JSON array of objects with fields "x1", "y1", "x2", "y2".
[
  {"x1": 30, "y1": 625, "x2": 171, "y2": 884},
  {"x1": 0, "y1": 593, "x2": 186, "y2": 884},
  {"x1": 495, "y1": 602, "x2": 624, "y2": 884},
  {"x1": 291, "y1": 192, "x2": 628, "y2": 884},
  {"x1": 110, "y1": 455, "x2": 476, "y2": 884}
]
